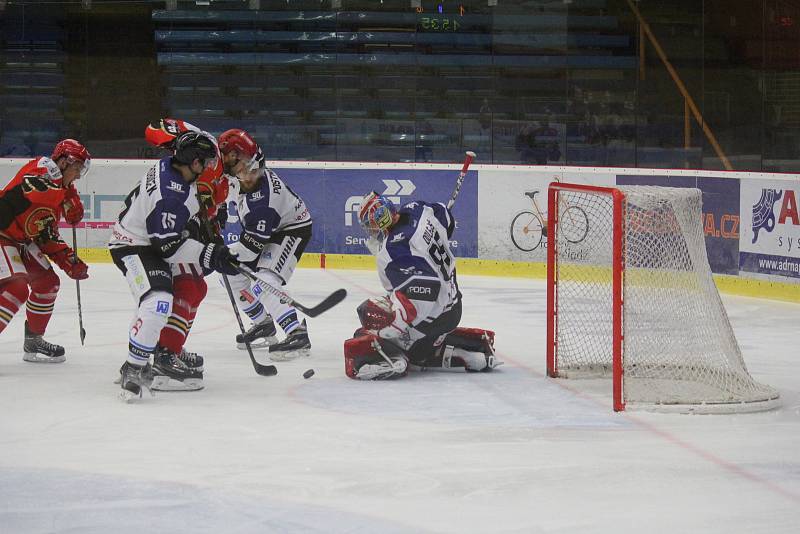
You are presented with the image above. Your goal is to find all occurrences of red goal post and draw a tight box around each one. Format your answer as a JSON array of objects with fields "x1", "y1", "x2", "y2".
[{"x1": 545, "y1": 182, "x2": 779, "y2": 414}]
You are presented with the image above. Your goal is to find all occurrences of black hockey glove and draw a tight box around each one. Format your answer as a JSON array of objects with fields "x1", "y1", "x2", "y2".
[
  {"x1": 201, "y1": 243, "x2": 240, "y2": 276},
  {"x1": 183, "y1": 217, "x2": 203, "y2": 242}
]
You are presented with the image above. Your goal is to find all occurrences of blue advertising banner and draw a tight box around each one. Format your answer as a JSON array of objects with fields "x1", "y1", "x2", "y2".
[
  {"x1": 739, "y1": 178, "x2": 800, "y2": 280},
  {"x1": 223, "y1": 167, "x2": 479, "y2": 258},
  {"x1": 616, "y1": 175, "x2": 740, "y2": 275},
  {"x1": 321, "y1": 168, "x2": 478, "y2": 257}
]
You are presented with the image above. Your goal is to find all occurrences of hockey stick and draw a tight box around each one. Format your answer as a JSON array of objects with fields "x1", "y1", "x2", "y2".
[
  {"x1": 446, "y1": 151, "x2": 476, "y2": 210},
  {"x1": 220, "y1": 272, "x2": 278, "y2": 376},
  {"x1": 71, "y1": 226, "x2": 86, "y2": 345},
  {"x1": 234, "y1": 264, "x2": 347, "y2": 318},
  {"x1": 193, "y1": 188, "x2": 277, "y2": 376}
]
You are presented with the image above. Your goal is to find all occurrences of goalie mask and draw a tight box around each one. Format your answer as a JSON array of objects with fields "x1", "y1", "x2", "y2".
[{"x1": 358, "y1": 192, "x2": 397, "y2": 254}]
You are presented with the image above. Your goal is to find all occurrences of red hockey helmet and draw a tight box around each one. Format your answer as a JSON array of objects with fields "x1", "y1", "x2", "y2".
[
  {"x1": 218, "y1": 128, "x2": 264, "y2": 172},
  {"x1": 52, "y1": 139, "x2": 91, "y2": 177}
]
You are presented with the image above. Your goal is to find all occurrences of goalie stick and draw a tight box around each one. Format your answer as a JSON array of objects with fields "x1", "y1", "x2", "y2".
[
  {"x1": 234, "y1": 264, "x2": 347, "y2": 318},
  {"x1": 446, "y1": 151, "x2": 476, "y2": 210}
]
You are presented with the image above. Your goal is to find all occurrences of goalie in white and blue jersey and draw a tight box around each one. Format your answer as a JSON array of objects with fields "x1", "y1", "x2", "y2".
[{"x1": 344, "y1": 192, "x2": 502, "y2": 380}]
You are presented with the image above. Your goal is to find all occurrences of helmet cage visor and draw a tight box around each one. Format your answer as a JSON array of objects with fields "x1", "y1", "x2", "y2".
[{"x1": 64, "y1": 155, "x2": 91, "y2": 178}]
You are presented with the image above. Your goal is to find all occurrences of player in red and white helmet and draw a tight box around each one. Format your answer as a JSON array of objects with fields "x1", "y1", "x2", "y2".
[
  {"x1": 218, "y1": 128, "x2": 265, "y2": 178},
  {"x1": 0, "y1": 139, "x2": 92, "y2": 362},
  {"x1": 217, "y1": 128, "x2": 314, "y2": 361}
]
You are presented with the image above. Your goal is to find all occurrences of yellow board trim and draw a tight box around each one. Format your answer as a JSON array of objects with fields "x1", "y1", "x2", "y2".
[{"x1": 78, "y1": 249, "x2": 800, "y2": 303}]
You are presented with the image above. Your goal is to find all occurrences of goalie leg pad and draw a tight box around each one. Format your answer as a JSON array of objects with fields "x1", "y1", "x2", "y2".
[
  {"x1": 443, "y1": 327, "x2": 496, "y2": 353},
  {"x1": 441, "y1": 327, "x2": 502, "y2": 372},
  {"x1": 344, "y1": 335, "x2": 408, "y2": 380}
]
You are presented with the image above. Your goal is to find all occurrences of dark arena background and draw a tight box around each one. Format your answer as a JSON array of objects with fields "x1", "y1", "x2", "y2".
[{"x1": 3, "y1": 0, "x2": 800, "y2": 170}]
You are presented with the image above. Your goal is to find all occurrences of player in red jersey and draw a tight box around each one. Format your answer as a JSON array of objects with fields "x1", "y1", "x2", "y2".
[{"x1": 0, "y1": 139, "x2": 91, "y2": 362}]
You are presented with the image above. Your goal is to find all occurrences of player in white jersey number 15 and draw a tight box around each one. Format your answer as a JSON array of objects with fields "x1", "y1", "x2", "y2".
[
  {"x1": 343, "y1": 192, "x2": 502, "y2": 380},
  {"x1": 108, "y1": 132, "x2": 241, "y2": 401}
]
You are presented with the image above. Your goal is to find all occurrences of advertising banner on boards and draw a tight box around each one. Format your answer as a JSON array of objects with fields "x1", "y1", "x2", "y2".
[
  {"x1": 739, "y1": 178, "x2": 800, "y2": 280},
  {"x1": 223, "y1": 167, "x2": 479, "y2": 257},
  {"x1": 478, "y1": 169, "x2": 615, "y2": 261},
  {"x1": 616, "y1": 175, "x2": 740, "y2": 275}
]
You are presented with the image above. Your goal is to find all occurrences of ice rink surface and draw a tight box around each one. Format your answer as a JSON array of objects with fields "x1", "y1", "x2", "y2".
[{"x1": 1, "y1": 265, "x2": 799, "y2": 533}]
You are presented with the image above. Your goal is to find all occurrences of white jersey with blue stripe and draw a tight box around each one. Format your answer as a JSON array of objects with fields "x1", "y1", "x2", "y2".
[
  {"x1": 376, "y1": 201, "x2": 460, "y2": 326},
  {"x1": 230, "y1": 168, "x2": 312, "y2": 262},
  {"x1": 109, "y1": 157, "x2": 204, "y2": 263}
]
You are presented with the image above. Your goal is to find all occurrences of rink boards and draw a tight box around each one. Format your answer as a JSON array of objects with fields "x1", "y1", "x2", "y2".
[{"x1": 1, "y1": 158, "x2": 798, "y2": 302}]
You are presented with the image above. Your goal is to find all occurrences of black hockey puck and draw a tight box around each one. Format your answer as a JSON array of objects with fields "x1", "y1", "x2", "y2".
[{"x1": 303, "y1": 369, "x2": 315, "y2": 379}]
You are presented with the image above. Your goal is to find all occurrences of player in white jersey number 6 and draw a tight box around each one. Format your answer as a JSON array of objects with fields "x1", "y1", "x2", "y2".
[
  {"x1": 218, "y1": 129, "x2": 313, "y2": 361},
  {"x1": 344, "y1": 192, "x2": 502, "y2": 380}
]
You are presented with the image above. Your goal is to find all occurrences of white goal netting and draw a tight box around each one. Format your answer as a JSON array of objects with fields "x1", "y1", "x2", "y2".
[{"x1": 551, "y1": 185, "x2": 780, "y2": 413}]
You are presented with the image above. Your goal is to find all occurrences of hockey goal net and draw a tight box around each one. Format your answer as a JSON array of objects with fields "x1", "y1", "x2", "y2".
[{"x1": 546, "y1": 183, "x2": 780, "y2": 413}]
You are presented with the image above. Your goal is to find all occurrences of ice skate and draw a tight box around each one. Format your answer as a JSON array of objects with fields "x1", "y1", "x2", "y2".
[
  {"x1": 23, "y1": 321, "x2": 65, "y2": 363},
  {"x1": 150, "y1": 346, "x2": 204, "y2": 391},
  {"x1": 118, "y1": 361, "x2": 155, "y2": 403},
  {"x1": 178, "y1": 347, "x2": 204, "y2": 372},
  {"x1": 236, "y1": 315, "x2": 277, "y2": 349},
  {"x1": 268, "y1": 320, "x2": 311, "y2": 361}
]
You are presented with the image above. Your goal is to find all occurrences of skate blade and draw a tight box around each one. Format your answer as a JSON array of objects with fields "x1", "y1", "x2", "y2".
[
  {"x1": 23, "y1": 353, "x2": 65, "y2": 363},
  {"x1": 236, "y1": 336, "x2": 276, "y2": 350},
  {"x1": 269, "y1": 347, "x2": 311, "y2": 362},
  {"x1": 150, "y1": 375, "x2": 204, "y2": 392}
]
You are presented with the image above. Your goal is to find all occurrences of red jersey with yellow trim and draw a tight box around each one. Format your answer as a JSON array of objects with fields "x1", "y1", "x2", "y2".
[{"x1": 0, "y1": 157, "x2": 67, "y2": 245}]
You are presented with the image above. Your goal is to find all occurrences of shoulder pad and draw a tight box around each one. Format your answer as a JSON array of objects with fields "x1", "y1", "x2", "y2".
[{"x1": 39, "y1": 157, "x2": 63, "y2": 181}]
